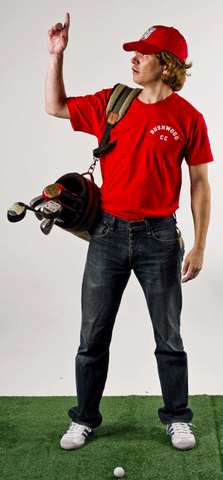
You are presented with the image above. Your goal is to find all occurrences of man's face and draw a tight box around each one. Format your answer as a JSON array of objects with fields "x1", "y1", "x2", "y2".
[{"x1": 131, "y1": 52, "x2": 165, "y2": 87}]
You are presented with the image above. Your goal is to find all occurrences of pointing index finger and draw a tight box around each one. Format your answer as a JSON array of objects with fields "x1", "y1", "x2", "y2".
[{"x1": 64, "y1": 12, "x2": 70, "y2": 30}]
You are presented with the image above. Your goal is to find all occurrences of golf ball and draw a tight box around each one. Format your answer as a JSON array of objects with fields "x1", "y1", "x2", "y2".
[{"x1": 114, "y1": 467, "x2": 124, "y2": 478}]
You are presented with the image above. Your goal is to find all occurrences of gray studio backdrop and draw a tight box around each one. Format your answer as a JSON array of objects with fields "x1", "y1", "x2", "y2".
[{"x1": 1, "y1": 0, "x2": 223, "y2": 396}]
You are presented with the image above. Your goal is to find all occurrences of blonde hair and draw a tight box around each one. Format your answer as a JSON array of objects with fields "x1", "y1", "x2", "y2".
[{"x1": 155, "y1": 51, "x2": 192, "y2": 91}]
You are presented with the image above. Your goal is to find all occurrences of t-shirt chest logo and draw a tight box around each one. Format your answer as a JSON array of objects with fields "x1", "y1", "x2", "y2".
[{"x1": 150, "y1": 125, "x2": 180, "y2": 141}]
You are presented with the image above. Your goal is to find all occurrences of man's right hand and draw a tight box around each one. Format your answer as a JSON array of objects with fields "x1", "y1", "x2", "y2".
[{"x1": 47, "y1": 13, "x2": 70, "y2": 55}]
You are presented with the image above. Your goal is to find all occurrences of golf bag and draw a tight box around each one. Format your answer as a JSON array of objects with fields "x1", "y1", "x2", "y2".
[{"x1": 7, "y1": 84, "x2": 141, "y2": 241}]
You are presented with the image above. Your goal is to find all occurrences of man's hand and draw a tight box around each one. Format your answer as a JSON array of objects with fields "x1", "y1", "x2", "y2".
[
  {"x1": 47, "y1": 13, "x2": 70, "y2": 55},
  {"x1": 182, "y1": 247, "x2": 204, "y2": 283}
]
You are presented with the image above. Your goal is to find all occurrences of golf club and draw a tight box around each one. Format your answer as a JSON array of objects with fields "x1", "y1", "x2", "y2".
[
  {"x1": 40, "y1": 200, "x2": 63, "y2": 235},
  {"x1": 7, "y1": 202, "x2": 44, "y2": 223},
  {"x1": 43, "y1": 183, "x2": 82, "y2": 208}
]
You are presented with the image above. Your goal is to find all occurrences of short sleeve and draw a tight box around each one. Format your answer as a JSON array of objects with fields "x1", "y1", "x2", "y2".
[
  {"x1": 67, "y1": 89, "x2": 112, "y2": 138},
  {"x1": 185, "y1": 114, "x2": 214, "y2": 166}
]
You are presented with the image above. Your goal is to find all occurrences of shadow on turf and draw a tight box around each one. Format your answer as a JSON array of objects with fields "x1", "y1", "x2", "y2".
[{"x1": 94, "y1": 423, "x2": 169, "y2": 446}]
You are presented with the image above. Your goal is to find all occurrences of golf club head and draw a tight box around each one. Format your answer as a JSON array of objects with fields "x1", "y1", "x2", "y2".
[
  {"x1": 42, "y1": 200, "x2": 62, "y2": 219},
  {"x1": 7, "y1": 202, "x2": 27, "y2": 222},
  {"x1": 30, "y1": 195, "x2": 46, "y2": 220},
  {"x1": 30, "y1": 195, "x2": 45, "y2": 208},
  {"x1": 40, "y1": 218, "x2": 56, "y2": 235},
  {"x1": 42, "y1": 184, "x2": 63, "y2": 200},
  {"x1": 43, "y1": 183, "x2": 80, "y2": 208},
  {"x1": 40, "y1": 200, "x2": 63, "y2": 235}
]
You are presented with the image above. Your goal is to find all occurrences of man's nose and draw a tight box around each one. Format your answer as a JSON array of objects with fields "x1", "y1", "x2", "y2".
[{"x1": 131, "y1": 54, "x2": 139, "y2": 64}]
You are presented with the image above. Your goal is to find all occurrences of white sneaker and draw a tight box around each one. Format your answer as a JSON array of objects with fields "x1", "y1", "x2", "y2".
[
  {"x1": 167, "y1": 423, "x2": 196, "y2": 450},
  {"x1": 60, "y1": 422, "x2": 95, "y2": 450}
]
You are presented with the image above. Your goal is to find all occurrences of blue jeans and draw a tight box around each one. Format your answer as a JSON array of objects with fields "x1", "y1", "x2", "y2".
[{"x1": 68, "y1": 211, "x2": 193, "y2": 427}]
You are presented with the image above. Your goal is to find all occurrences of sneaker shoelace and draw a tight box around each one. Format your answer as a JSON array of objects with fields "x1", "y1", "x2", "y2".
[
  {"x1": 67, "y1": 423, "x2": 90, "y2": 438},
  {"x1": 169, "y1": 423, "x2": 194, "y2": 436}
]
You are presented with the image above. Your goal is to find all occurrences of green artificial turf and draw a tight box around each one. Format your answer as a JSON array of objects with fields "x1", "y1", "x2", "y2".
[{"x1": 0, "y1": 395, "x2": 223, "y2": 480}]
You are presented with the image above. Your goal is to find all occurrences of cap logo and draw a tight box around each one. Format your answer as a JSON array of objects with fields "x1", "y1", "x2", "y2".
[{"x1": 140, "y1": 27, "x2": 156, "y2": 41}]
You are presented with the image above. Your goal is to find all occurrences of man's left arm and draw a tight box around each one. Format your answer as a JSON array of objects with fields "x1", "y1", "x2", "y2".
[{"x1": 182, "y1": 163, "x2": 211, "y2": 283}]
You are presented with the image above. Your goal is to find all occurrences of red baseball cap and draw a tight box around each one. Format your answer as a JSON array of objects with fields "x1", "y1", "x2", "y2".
[{"x1": 123, "y1": 25, "x2": 188, "y2": 62}]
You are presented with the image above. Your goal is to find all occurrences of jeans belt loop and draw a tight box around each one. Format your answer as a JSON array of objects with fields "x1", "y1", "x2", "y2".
[
  {"x1": 145, "y1": 219, "x2": 152, "y2": 235},
  {"x1": 109, "y1": 216, "x2": 116, "y2": 231}
]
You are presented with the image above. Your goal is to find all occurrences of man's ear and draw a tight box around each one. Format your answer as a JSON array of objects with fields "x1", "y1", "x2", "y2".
[{"x1": 162, "y1": 64, "x2": 169, "y2": 76}]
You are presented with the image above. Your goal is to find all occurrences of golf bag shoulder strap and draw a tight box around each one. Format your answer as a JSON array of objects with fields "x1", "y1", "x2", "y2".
[
  {"x1": 106, "y1": 83, "x2": 141, "y2": 124},
  {"x1": 93, "y1": 83, "x2": 141, "y2": 158}
]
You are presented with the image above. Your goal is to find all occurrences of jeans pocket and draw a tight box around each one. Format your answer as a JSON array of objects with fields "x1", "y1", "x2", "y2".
[
  {"x1": 151, "y1": 223, "x2": 179, "y2": 244},
  {"x1": 90, "y1": 219, "x2": 111, "y2": 238}
]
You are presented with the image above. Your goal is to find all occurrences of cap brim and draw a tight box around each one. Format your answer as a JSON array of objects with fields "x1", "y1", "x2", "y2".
[{"x1": 123, "y1": 40, "x2": 161, "y2": 55}]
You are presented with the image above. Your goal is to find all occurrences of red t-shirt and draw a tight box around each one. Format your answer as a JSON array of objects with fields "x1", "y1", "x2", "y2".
[{"x1": 67, "y1": 89, "x2": 213, "y2": 220}]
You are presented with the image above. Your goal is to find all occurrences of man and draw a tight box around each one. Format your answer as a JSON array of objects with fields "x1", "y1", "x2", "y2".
[{"x1": 46, "y1": 13, "x2": 213, "y2": 451}]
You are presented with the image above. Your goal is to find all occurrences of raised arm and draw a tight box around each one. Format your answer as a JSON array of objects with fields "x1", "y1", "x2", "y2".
[{"x1": 45, "y1": 13, "x2": 70, "y2": 118}]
